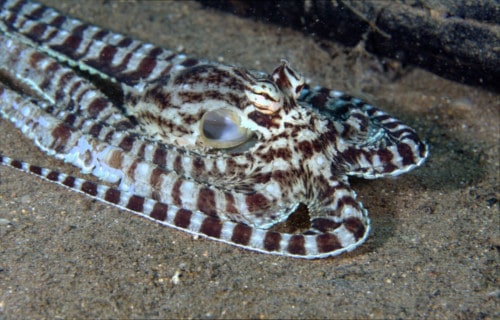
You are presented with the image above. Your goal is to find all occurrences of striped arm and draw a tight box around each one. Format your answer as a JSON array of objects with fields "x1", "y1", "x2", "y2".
[
  {"x1": 0, "y1": 30, "x2": 131, "y2": 128},
  {"x1": 299, "y1": 85, "x2": 428, "y2": 178},
  {"x1": 0, "y1": 154, "x2": 370, "y2": 259},
  {"x1": 0, "y1": 0, "x2": 196, "y2": 86}
]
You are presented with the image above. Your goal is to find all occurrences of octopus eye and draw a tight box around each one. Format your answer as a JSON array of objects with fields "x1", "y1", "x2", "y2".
[{"x1": 200, "y1": 109, "x2": 254, "y2": 149}]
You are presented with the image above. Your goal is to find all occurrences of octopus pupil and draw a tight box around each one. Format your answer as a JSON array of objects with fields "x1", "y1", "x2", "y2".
[{"x1": 202, "y1": 110, "x2": 239, "y2": 141}]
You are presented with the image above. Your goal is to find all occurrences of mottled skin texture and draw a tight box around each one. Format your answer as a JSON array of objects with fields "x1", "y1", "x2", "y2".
[{"x1": 0, "y1": 0, "x2": 427, "y2": 258}]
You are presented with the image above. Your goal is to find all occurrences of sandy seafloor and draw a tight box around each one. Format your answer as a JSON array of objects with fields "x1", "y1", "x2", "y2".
[{"x1": 0, "y1": 1, "x2": 498, "y2": 318}]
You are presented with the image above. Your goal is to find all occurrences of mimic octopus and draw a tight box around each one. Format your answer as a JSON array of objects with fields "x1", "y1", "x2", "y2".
[{"x1": 0, "y1": 0, "x2": 428, "y2": 258}]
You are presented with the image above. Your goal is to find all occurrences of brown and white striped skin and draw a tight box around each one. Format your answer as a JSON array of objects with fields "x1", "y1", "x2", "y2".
[{"x1": 0, "y1": 0, "x2": 428, "y2": 258}]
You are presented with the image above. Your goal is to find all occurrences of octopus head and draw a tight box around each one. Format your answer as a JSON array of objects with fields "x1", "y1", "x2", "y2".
[{"x1": 135, "y1": 60, "x2": 307, "y2": 153}]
